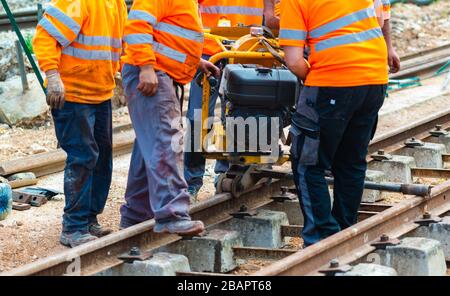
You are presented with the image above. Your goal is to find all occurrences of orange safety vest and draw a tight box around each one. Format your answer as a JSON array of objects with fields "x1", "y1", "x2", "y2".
[
  {"x1": 276, "y1": 0, "x2": 388, "y2": 19},
  {"x1": 279, "y1": 0, "x2": 388, "y2": 87},
  {"x1": 381, "y1": 0, "x2": 391, "y2": 20},
  {"x1": 199, "y1": 0, "x2": 264, "y2": 56},
  {"x1": 121, "y1": 0, "x2": 204, "y2": 85},
  {"x1": 33, "y1": 0, "x2": 127, "y2": 104}
]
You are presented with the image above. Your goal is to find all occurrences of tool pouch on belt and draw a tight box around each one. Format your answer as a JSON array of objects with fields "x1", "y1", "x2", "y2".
[{"x1": 290, "y1": 87, "x2": 320, "y2": 166}]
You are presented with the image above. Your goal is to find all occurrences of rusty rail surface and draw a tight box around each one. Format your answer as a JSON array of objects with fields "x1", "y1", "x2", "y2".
[
  {"x1": 2, "y1": 106, "x2": 450, "y2": 276},
  {"x1": 254, "y1": 180, "x2": 450, "y2": 276},
  {"x1": 368, "y1": 108, "x2": 450, "y2": 155},
  {"x1": 2, "y1": 179, "x2": 292, "y2": 276}
]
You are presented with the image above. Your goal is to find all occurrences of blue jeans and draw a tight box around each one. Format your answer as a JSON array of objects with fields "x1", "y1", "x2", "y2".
[
  {"x1": 52, "y1": 101, "x2": 113, "y2": 233},
  {"x1": 290, "y1": 85, "x2": 386, "y2": 247},
  {"x1": 184, "y1": 54, "x2": 229, "y2": 190},
  {"x1": 120, "y1": 64, "x2": 191, "y2": 227}
]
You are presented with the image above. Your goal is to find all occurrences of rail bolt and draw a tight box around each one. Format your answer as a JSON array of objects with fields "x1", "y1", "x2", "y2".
[
  {"x1": 404, "y1": 137, "x2": 425, "y2": 148},
  {"x1": 329, "y1": 259, "x2": 339, "y2": 268},
  {"x1": 380, "y1": 234, "x2": 390, "y2": 242},
  {"x1": 429, "y1": 125, "x2": 448, "y2": 137},
  {"x1": 370, "y1": 149, "x2": 393, "y2": 161},
  {"x1": 129, "y1": 247, "x2": 141, "y2": 256}
]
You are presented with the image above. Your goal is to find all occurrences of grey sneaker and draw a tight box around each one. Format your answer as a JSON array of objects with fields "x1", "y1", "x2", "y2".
[
  {"x1": 60, "y1": 231, "x2": 97, "y2": 248},
  {"x1": 153, "y1": 219, "x2": 205, "y2": 236},
  {"x1": 89, "y1": 223, "x2": 113, "y2": 237}
]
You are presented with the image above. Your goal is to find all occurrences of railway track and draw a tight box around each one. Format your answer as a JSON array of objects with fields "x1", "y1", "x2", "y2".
[{"x1": 2, "y1": 108, "x2": 449, "y2": 276}]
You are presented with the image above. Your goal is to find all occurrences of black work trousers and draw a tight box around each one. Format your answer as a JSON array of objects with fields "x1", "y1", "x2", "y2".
[{"x1": 290, "y1": 85, "x2": 386, "y2": 247}]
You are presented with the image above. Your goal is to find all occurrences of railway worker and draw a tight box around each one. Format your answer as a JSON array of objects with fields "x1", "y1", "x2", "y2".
[
  {"x1": 119, "y1": 0, "x2": 220, "y2": 235},
  {"x1": 184, "y1": 0, "x2": 265, "y2": 200},
  {"x1": 32, "y1": 0, "x2": 127, "y2": 248},
  {"x1": 280, "y1": 0, "x2": 389, "y2": 247},
  {"x1": 265, "y1": 0, "x2": 401, "y2": 73}
]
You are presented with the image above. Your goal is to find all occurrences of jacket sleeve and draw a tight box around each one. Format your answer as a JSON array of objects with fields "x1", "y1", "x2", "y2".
[
  {"x1": 32, "y1": 0, "x2": 85, "y2": 72},
  {"x1": 382, "y1": 0, "x2": 391, "y2": 20},
  {"x1": 118, "y1": 0, "x2": 129, "y2": 73},
  {"x1": 123, "y1": 0, "x2": 165, "y2": 66}
]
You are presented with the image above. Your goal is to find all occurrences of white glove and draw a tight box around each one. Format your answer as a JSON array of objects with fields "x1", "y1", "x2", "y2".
[{"x1": 46, "y1": 71, "x2": 65, "y2": 109}]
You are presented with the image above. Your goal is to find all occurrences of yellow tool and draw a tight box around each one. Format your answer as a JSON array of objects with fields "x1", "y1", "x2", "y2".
[{"x1": 196, "y1": 26, "x2": 298, "y2": 197}]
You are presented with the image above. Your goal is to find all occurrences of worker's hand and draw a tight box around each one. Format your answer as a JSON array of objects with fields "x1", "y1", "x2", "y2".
[
  {"x1": 198, "y1": 59, "x2": 221, "y2": 79},
  {"x1": 388, "y1": 47, "x2": 401, "y2": 73},
  {"x1": 45, "y1": 70, "x2": 65, "y2": 110},
  {"x1": 138, "y1": 65, "x2": 159, "y2": 97}
]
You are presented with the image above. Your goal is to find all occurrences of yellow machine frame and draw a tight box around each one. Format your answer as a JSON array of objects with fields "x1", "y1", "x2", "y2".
[{"x1": 199, "y1": 27, "x2": 290, "y2": 167}]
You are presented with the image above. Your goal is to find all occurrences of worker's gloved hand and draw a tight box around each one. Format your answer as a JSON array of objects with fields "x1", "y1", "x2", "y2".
[
  {"x1": 388, "y1": 47, "x2": 401, "y2": 73},
  {"x1": 138, "y1": 65, "x2": 159, "y2": 97},
  {"x1": 46, "y1": 71, "x2": 65, "y2": 110},
  {"x1": 198, "y1": 59, "x2": 221, "y2": 79}
]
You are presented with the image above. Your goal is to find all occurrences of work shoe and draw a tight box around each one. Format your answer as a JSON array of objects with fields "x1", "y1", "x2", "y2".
[
  {"x1": 88, "y1": 223, "x2": 113, "y2": 237},
  {"x1": 187, "y1": 186, "x2": 200, "y2": 203},
  {"x1": 153, "y1": 219, "x2": 205, "y2": 236},
  {"x1": 60, "y1": 231, "x2": 97, "y2": 248}
]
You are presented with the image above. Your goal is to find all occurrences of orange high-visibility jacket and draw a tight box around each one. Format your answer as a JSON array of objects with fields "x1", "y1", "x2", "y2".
[
  {"x1": 279, "y1": 0, "x2": 388, "y2": 87},
  {"x1": 277, "y1": 0, "x2": 389, "y2": 19},
  {"x1": 381, "y1": 0, "x2": 391, "y2": 20},
  {"x1": 33, "y1": 0, "x2": 128, "y2": 104},
  {"x1": 121, "y1": 0, "x2": 204, "y2": 85},
  {"x1": 199, "y1": 0, "x2": 264, "y2": 56}
]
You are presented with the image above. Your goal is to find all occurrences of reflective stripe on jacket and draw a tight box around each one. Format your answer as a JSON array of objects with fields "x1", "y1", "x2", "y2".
[
  {"x1": 33, "y1": 0, "x2": 127, "y2": 104},
  {"x1": 121, "y1": 0, "x2": 204, "y2": 85},
  {"x1": 279, "y1": 0, "x2": 388, "y2": 87},
  {"x1": 199, "y1": 0, "x2": 264, "y2": 56}
]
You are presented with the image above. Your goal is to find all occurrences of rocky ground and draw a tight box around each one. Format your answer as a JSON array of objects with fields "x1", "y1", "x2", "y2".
[
  {"x1": 0, "y1": 0, "x2": 50, "y2": 14},
  {"x1": 391, "y1": 1, "x2": 450, "y2": 56}
]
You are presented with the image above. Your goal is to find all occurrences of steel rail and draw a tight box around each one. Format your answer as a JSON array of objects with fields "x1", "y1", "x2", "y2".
[
  {"x1": 2, "y1": 103, "x2": 450, "y2": 276},
  {"x1": 368, "y1": 107, "x2": 450, "y2": 155},
  {"x1": 2, "y1": 178, "x2": 292, "y2": 276},
  {"x1": 254, "y1": 179, "x2": 450, "y2": 276}
]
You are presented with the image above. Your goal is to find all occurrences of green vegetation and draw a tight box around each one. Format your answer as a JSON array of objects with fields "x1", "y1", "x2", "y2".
[{"x1": 23, "y1": 32, "x2": 34, "y2": 54}]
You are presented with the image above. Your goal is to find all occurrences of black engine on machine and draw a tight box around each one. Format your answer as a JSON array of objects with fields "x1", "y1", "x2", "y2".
[{"x1": 220, "y1": 64, "x2": 300, "y2": 152}]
